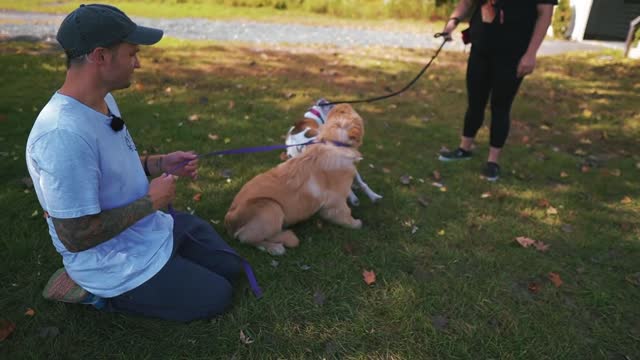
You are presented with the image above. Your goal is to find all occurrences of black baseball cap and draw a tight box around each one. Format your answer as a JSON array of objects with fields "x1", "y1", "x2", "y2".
[{"x1": 56, "y1": 3, "x2": 163, "y2": 58}]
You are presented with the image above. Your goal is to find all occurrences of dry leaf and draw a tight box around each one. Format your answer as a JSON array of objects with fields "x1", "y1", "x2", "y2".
[
  {"x1": 516, "y1": 236, "x2": 536, "y2": 248},
  {"x1": 481, "y1": 192, "x2": 491, "y2": 199},
  {"x1": 528, "y1": 282, "x2": 541, "y2": 294},
  {"x1": 439, "y1": 187, "x2": 447, "y2": 192},
  {"x1": 382, "y1": 167, "x2": 391, "y2": 174},
  {"x1": 417, "y1": 196, "x2": 430, "y2": 207},
  {"x1": 560, "y1": 171, "x2": 569, "y2": 178},
  {"x1": 609, "y1": 169, "x2": 621, "y2": 177},
  {"x1": 582, "y1": 109, "x2": 593, "y2": 118},
  {"x1": 24, "y1": 308, "x2": 35, "y2": 316},
  {"x1": 546, "y1": 206, "x2": 558, "y2": 215},
  {"x1": 537, "y1": 199, "x2": 550, "y2": 208},
  {"x1": 193, "y1": 193, "x2": 202, "y2": 202},
  {"x1": 548, "y1": 272, "x2": 563, "y2": 287},
  {"x1": 0, "y1": 320, "x2": 16, "y2": 341},
  {"x1": 188, "y1": 114, "x2": 199, "y2": 122},
  {"x1": 432, "y1": 170, "x2": 441, "y2": 181},
  {"x1": 621, "y1": 196, "x2": 632, "y2": 204},
  {"x1": 228, "y1": 100, "x2": 235, "y2": 110},
  {"x1": 313, "y1": 290, "x2": 326, "y2": 305},
  {"x1": 534, "y1": 241, "x2": 550, "y2": 252},
  {"x1": 437, "y1": 229, "x2": 445, "y2": 236},
  {"x1": 208, "y1": 133, "x2": 219, "y2": 141},
  {"x1": 239, "y1": 330, "x2": 254, "y2": 344},
  {"x1": 581, "y1": 165, "x2": 590, "y2": 173},
  {"x1": 363, "y1": 269, "x2": 376, "y2": 285},
  {"x1": 224, "y1": 138, "x2": 231, "y2": 144}
]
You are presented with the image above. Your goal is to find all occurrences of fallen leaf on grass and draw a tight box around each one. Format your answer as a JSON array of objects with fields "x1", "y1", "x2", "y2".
[
  {"x1": 363, "y1": 270, "x2": 376, "y2": 285},
  {"x1": 382, "y1": 167, "x2": 391, "y2": 174},
  {"x1": 534, "y1": 241, "x2": 550, "y2": 252},
  {"x1": 239, "y1": 330, "x2": 254, "y2": 345},
  {"x1": 313, "y1": 290, "x2": 326, "y2": 305},
  {"x1": 24, "y1": 308, "x2": 35, "y2": 316},
  {"x1": 193, "y1": 193, "x2": 202, "y2": 202},
  {"x1": 188, "y1": 114, "x2": 199, "y2": 122},
  {"x1": 561, "y1": 224, "x2": 573, "y2": 233},
  {"x1": 431, "y1": 315, "x2": 448, "y2": 331},
  {"x1": 560, "y1": 171, "x2": 569, "y2": 178},
  {"x1": 581, "y1": 165, "x2": 590, "y2": 173},
  {"x1": 207, "y1": 133, "x2": 219, "y2": 141},
  {"x1": 515, "y1": 237, "x2": 550, "y2": 252},
  {"x1": 437, "y1": 229, "x2": 445, "y2": 236},
  {"x1": 0, "y1": 320, "x2": 16, "y2": 341},
  {"x1": 38, "y1": 326, "x2": 60, "y2": 338},
  {"x1": 548, "y1": 272, "x2": 563, "y2": 287},
  {"x1": 417, "y1": 196, "x2": 430, "y2": 207},
  {"x1": 528, "y1": 282, "x2": 541, "y2": 294},
  {"x1": 625, "y1": 272, "x2": 640, "y2": 287},
  {"x1": 481, "y1": 192, "x2": 491, "y2": 199},
  {"x1": 228, "y1": 100, "x2": 235, "y2": 110},
  {"x1": 537, "y1": 199, "x2": 550, "y2": 208},
  {"x1": 432, "y1": 170, "x2": 441, "y2": 181},
  {"x1": 546, "y1": 206, "x2": 558, "y2": 215},
  {"x1": 621, "y1": 196, "x2": 632, "y2": 204}
]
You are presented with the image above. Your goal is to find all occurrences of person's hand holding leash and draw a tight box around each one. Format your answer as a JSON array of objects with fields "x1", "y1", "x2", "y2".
[
  {"x1": 441, "y1": 17, "x2": 460, "y2": 41},
  {"x1": 163, "y1": 151, "x2": 199, "y2": 179},
  {"x1": 148, "y1": 173, "x2": 177, "y2": 210},
  {"x1": 517, "y1": 52, "x2": 536, "y2": 78}
]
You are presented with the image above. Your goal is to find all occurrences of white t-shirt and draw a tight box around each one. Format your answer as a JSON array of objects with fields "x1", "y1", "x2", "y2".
[{"x1": 26, "y1": 92, "x2": 173, "y2": 298}]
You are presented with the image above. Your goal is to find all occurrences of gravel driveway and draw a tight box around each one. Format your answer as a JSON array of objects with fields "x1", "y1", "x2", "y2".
[{"x1": 0, "y1": 10, "x2": 616, "y2": 55}]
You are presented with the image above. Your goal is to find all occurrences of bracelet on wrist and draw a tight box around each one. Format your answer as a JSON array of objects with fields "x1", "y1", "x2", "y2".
[{"x1": 143, "y1": 155, "x2": 151, "y2": 176}]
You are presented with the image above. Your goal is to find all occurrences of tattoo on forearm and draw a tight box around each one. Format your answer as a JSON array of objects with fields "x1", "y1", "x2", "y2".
[{"x1": 52, "y1": 195, "x2": 155, "y2": 253}]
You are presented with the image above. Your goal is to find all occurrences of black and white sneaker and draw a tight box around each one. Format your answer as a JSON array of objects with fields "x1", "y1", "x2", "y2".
[
  {"x1": 483, "y1": 162, "x2": 500, "y2": 181},
  {"x1": 438, "y1": 147, "x2": 472, "y2": 162}
]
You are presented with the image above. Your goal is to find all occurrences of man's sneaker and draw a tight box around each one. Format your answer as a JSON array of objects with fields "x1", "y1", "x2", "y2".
[
  {"x1": 438, "y1": 147, "x2": 472, "y2": 161},
  {"x1": 483, "y1": 162, "x2": 500, "y2": 181}
]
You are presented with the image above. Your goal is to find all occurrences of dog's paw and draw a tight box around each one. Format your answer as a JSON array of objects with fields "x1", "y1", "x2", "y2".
[
  {"x1": 351, "y1": 219, "x2": 363, "y2": 229},
  {"x1": 348, "y1": 194, "x2": 360, "y2": 207},
  {"x1": 267, "y1": 243, "x2": 286, "y2": 256}
]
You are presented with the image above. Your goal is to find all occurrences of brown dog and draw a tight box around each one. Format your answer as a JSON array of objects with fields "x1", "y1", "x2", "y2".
[{"x1": 224, "y1": 104, "x2": 364, "y2": 255}]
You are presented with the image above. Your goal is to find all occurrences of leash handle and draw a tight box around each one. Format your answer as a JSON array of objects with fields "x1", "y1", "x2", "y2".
[{"x1": 321, "y1": 34, "x2": 448, "y2": 107}]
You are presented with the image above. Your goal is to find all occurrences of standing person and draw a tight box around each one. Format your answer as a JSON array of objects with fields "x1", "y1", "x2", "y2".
[
  {"x1": 26, "y1": 3, "x2": 242, "y2": 322},
  {"x1": 438, "y1": 0, "x2": 556, "y2": 181}
]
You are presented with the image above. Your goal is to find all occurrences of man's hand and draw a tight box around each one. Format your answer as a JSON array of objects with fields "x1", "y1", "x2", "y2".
[
  {"x1": 517, "y1": 52, "x2": 536, "y2": 78},
  {"x1": 148, "y1": 173, "x2": 177, "y2": 210},
  {"x1": 163, "y1": 151, "x2": 198, "y2": 179}
]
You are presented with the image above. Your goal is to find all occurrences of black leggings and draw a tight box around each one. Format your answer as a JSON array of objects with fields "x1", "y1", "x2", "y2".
[{"x1": 463, "y1": 47, "x2": 524, "y2": 148}]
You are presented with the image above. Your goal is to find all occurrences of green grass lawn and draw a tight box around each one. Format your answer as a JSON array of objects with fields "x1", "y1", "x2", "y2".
[{"x1": 0, "y1": 35, "x2": 639, "y2": 358}]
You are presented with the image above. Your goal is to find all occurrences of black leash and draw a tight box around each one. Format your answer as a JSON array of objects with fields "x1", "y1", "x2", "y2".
[{"x1": 322, "y1": 33, "x2": 449, "y2": 107}]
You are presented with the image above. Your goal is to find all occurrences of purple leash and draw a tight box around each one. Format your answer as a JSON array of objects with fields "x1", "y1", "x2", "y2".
[{"x1": 163, "y1": 139, "x2": 349, "y2": 298}]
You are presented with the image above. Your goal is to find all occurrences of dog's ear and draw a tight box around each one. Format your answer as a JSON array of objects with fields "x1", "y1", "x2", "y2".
[{"x1": 347, "y1": 125, "x2": 363, "y2": 145}]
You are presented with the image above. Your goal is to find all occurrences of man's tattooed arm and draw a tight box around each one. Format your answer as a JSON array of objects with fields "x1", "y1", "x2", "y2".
[{"x1": 51, "y1": 195, "x2": 155, "y2": 253}]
